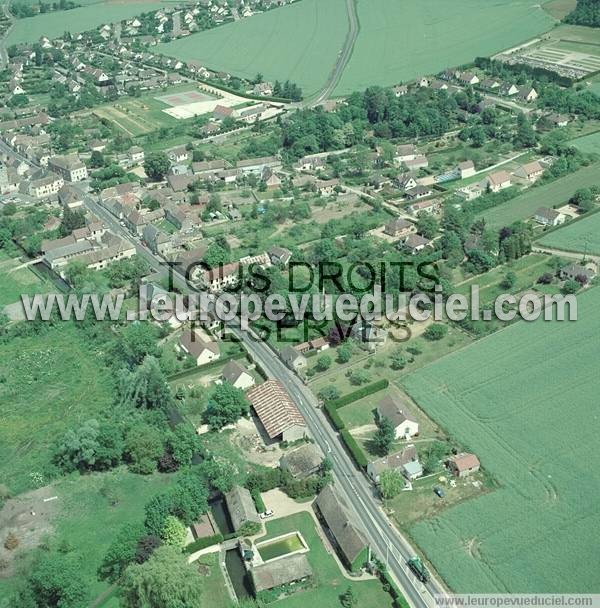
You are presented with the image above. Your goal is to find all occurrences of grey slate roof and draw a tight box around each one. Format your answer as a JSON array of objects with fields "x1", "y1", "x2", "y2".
[
  {"x1": 280, "y1": 443, "x2": 323, "y2": 478},
  {"x1": 224, "y1": 485, "x2": 259, "y2": 531},
  {"x1": 251, "y1": 554, "x2": 312, "y2": 592},
  {"x1": 314, "y1": 484, "x2": 368, "y2": 566}
]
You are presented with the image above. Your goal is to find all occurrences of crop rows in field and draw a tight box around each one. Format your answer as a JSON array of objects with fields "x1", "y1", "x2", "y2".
[
  {"x1": 157, "y1": 0, "x2": 348, "y2": 97},
  {"x1": 568, "y1": 130, "x2": 600, "y2": 155},
  {"x1": 537, "y1": 211, "x2": 600, "y2": 255},
  {"x1": 402, "y1": 287, "x2": 600, "y2": 592},
  {"x1": 6, "y1": 1, "x2": 172, "y2": 45}
]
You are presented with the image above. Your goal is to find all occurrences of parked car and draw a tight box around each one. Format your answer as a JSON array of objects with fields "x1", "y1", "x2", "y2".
[
  {"x1": 259, "y1": 509, "x2": 274, "y2": 519},
  {"x1": 433, "y1": 486, "x2": 445, "y2": 498}
]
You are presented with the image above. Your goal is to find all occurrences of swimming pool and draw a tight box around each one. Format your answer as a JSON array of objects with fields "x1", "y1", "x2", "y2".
[{"x1": 256, "y1": 532, "x2": 308, "y2": 562}]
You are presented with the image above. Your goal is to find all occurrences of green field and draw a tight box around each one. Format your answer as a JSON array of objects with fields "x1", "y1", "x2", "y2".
[
  {"x1": 6, "y1": 2, "x2": 172, "y2": 45},
  {"x1": 0, "y1": 253, "x2": 53, "y2": 306},
  {"x1": 569, "y1": 130, "x2": 600, "y2": 154},
  {"x1": 402, "y1": 287, "x2": 600, "y2": 592},
  {"x1": 0, "y1": 325, "x2": 113, "y2": 494},
  {"x1": 157, "y1": 0, "x2": 348, "y2": 96},
  {"x1": 478, "y1": 163, "x2": 600, "y2": 229},
  {"x1": 537, "y1": 211, "x2": 600, "y2": 254},
  {"x1": 333, "y1": 0, "x2": 554, "y2": 95}
]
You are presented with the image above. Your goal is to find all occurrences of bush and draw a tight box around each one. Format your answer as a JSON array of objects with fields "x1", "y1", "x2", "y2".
[
  {"x1": 424, "y1": 324, "x2": 448, "y2": 341},
  {"x1": 251, "y1": 488, "x2": 266, "y2": 513},
  {"x1": 245, "y1": 468, "x2": 282, "y2": 493},
  {"x1": 340, "y1": 430, "x2": 368, "y2": 468},
  {"x1": 239, "y1": 521, "x2": 261, "y2": 536},
  {"x1": 4, "y1": 532, "x2": 19, "y2": 550},
  {"x1": 183, "y1": 533, "x2": 224, "y2": 555},
  {"x1": 318, "y1": 386, "x2": 340, "y2": 401}
]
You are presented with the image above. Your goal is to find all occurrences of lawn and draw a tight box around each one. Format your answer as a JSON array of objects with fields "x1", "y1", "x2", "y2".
[
  {"x1": 0, "y1": 324, "x2": 114, "y2": 494},
  {"x1": 195, "y1": 553, "x2": 230, "y2": 608},
  {"x1": 257, "y1": 512, "x2": 394, "y2": 608},
  {"x1": 333, "y1": 0, "x2": 554, "y2": 95},
  {"x1": 402, "y1": 287, "x2": 600, "y2": 593},
  {"x1": 537, "y1": 211, "x2": 600, "y2": 255},
  {"x1": 52, "y1": 469, "x2": 177, "y2": 604},
  {"x1": 478, "y1": 162, "x2": 600, "y2": 229},
  {"x1": 568, "y1": 130, "x2": 600, "y2": 154},
  {"x1": 6, "y1": 2, "x2": 174, "y2": 45},
  {"x1": 455, "y1": 253, "x2": 559, "y2": 304},
  {"x1": 0, "y1": 253, "x2": 54, "y2": 306},
  {"x1": 157, "y1": 0, "x2": 348, "y2": 97}
]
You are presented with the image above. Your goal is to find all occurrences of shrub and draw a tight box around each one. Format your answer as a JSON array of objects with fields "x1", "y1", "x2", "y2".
[
  {"x1": 251, "y1": 488, "x2": 266, "y2": 513},
  {"x1": 318, "y1": 386, "x2": 340, "y2": 401},
  {"x1": 4, "y1": 532, "x2": 19, "y2": 550},
  {"x1": 340, "y1": 430, "x2": 368, "y2": 468},
  {"x1": 424, "y1": 324, "x2": 448, "y2": 341},
  {"x1": 183, "y1": 533, "x2": 224, "y2": 554},
  {"x1": 239, "y1": 521, "x2": 261, "y2": 536}
]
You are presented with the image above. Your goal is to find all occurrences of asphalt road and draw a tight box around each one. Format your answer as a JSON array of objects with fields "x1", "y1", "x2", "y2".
[{"x1": 82, "y1": 192, "x2": 447, "y2": 608}]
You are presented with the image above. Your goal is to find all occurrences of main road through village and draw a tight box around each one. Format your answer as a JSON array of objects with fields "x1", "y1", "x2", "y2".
[{"x1": 82, "y1": 192, "x2": 448, "y2": 608}]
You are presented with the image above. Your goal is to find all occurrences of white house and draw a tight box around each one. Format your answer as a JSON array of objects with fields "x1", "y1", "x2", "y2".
[
  {"x1": 515, "y1": 161, "x2": 544, "y2": 183},
  {"x1": 222, "y1": 360, "x2": 255, "y2": 390},
  {"x1": 179, "y1": 329, "x2": 220, "y2": 366},
  {"x1": 457, "y1": 160, "x2": 476, "y2": 179},
  {"x1": 376, "y1": 394, "x2": 419, "y2": 439},
  {"x1": 483, "y1": 171, "x2": 512, "y2": 193},
  {"x1": 534, "y1": 207, "x2": 565, "y2": 227}
]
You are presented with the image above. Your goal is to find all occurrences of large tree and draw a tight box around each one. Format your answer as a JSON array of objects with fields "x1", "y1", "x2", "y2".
[
  {"x1": 98, "y1": 523, "x2": 145, "y2": 582},
  {"x1": 372, "y1": 416, "x2": 395, "y2": 456},
  {"x1": 22, "y1": 552, "x2": 88, "y2": 608},
  {"x1": 144, "y1": 152, "x2": 170, "y2": 181},
  {"x1": 125, "y1": 422, "x2": 164, "y2": 475},
  {"x1": 203, "y1": 382, "x2": 249, "y2": 430},
  {"x1": 379, "y1": 469, "x2": 405, "y2": 499},
  {"x1": 119, "y1": 546, "x2": 203, "y2": 608}
]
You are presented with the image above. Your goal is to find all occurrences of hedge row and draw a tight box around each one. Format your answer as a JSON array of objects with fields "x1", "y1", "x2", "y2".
[
  {"x1": 379, "y1": 569, "x2": 410, "y2": 608},
  {"x1": 167, "y1": 354, "x2": 245, "y2": 381},
  {"x1": 340, "y1": 429, "x2": 368, "y2": 468},
  {"x1": 251, "y1": 488, "x2": 266, "y2": 513},
  {"x1": 322, "y1": 379, "x2": 390, "y2": 468},
  {"x1": 327, "y1": 379, "x2": 389, "y2": 410},
  {"x1": 183, "y1": 533, "x2": 224, "y2": 554},
  {"x1": 324, "y1": 402, "x2": 345, "y2": 431}
]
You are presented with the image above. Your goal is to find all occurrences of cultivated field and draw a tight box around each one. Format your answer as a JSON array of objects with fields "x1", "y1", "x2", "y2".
[
  {"x1": 0, "y1": 325, "x2": 113, "y2": 494},
  {"x1": 568, "y1": 130, "x2": 600, "y2": 154},
  {"x1": 403, "y1": 287, "x2": 600, "y2": 592},
  {"x1": 6, "y1": 1, "x2": 173, "y2": 45},
  {"x1": 333, "y1": 0, "x2": 554, "y2": 95},
  {"x1": 478, "y1": 163, "x2": 600, "y2": 229},
  {"x1": 157, "y1": 0, "x2": 348, "y2": 96},
  {"x1": 542, "y1": 0, "x2": 576, "y2": 20},
  {"x1": 537, "y1": 211, "x2": 600, "y2": 255}
]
